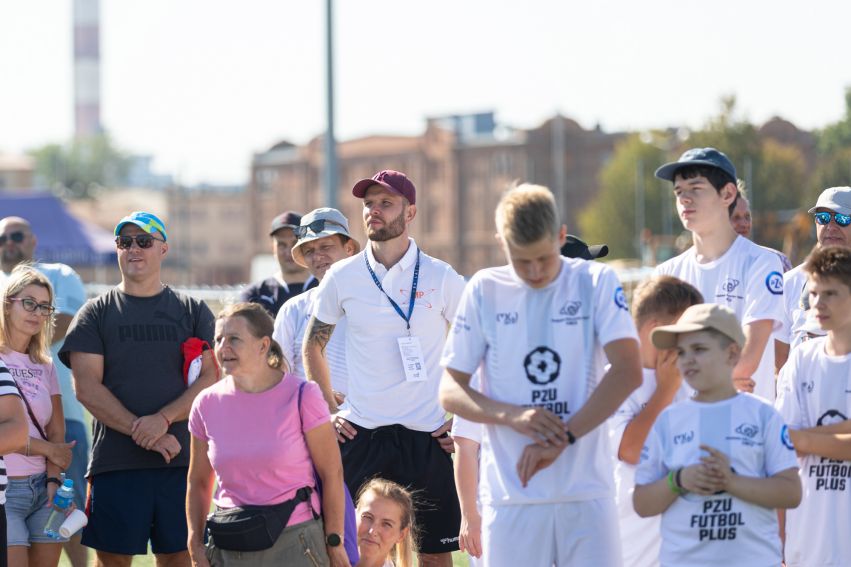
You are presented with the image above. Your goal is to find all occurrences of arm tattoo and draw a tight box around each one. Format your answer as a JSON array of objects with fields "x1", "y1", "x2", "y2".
[{"x1": 305, "y1": 316, "x2": 335, "y2": 356}]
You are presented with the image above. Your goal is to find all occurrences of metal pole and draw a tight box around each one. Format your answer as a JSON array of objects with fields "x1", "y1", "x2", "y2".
[
  {"x1": 636, "y1": 159, "x2": 645, "y2": 260},
  {"x1": 324, "y1": 0, "x2": 338, "y2": 208}
]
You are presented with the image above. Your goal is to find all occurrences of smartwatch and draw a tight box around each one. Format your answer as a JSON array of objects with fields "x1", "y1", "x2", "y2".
[{"x1": 326, "y1": 533, "x2": 342, "y2": 547}]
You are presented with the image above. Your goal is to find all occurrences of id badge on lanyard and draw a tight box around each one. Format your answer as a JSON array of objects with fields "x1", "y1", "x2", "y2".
[{"x1": 365, "y1": 249, "x2": 426, "y2": 382}]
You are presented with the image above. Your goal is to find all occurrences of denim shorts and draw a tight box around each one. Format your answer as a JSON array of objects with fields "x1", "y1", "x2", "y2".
[{"x1": 5, "y1": 472, "x2": 68, "y2": 546}]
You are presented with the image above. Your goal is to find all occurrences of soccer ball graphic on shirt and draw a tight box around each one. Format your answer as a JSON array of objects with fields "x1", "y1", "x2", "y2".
[{"x1": 524, "y1": 346, "x2": 561, "y2": 385}]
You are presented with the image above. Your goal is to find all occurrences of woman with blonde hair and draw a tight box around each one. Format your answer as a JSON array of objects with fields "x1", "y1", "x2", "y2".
[
  {"x1": 2, "y1": 265, "x2": 75, "y2": 567},
  {"x1": 355, "y1": 478, "x2": 417, "y2": 567},
  {"x1": 187, "y1": 302, "x2": 349, "y2": 566}
]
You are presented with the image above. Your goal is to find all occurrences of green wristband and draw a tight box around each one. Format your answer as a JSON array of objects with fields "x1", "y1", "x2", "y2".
[{"x1": 666, "y1": 470, "x2": 683, "y2": 495}]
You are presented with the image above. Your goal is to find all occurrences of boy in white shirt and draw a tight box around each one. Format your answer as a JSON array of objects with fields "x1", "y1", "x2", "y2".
[
  {"x1": 440, "y1": 183, "x2": 642, "y2": 567},
  {"x1": 634, "y1": 304, "x2": 801, "y2": 567},
  {"x1": 609, "y1": 276, "x2": 702, "y2": 567},
  {"x1": 775, "y1": 245, "x2": 851, "y2": 567},
  {"x1": 654, "y1": 148, "x2": 784, "y2": 401}
]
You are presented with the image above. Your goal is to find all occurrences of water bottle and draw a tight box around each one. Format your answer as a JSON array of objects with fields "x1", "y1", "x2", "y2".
[{"x1": 43, "y1": 478, "x2": 75, "y2": 539}]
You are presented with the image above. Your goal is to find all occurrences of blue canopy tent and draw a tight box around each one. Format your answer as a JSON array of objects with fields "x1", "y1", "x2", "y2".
[{"x1": 0, "y1": 192, "x2": 116, "y2": 265}]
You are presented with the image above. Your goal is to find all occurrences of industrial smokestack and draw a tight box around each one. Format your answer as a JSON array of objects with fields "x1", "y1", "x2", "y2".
[{"x1": 73, "y1": 0, "x2": 101, "y2": 138}]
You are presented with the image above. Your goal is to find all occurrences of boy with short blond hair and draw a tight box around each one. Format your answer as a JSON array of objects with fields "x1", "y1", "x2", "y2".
[
  {"x1": 634, "y1": 304, "x2": 801, "y2": 567},
  {"x1": 609, "y1": 276, "x2": 703, "y2": 567},
  {"x1": 776, "y1": 245, "x2": 851, "y2": 567},
  {"x1": 440, "y1": 183, "x2": 642, "y2": 566}
]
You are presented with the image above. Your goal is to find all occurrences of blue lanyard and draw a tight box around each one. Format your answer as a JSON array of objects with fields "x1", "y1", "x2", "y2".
[{"x1": 364, "y1": 248, "x2": 420, "y2": 331}]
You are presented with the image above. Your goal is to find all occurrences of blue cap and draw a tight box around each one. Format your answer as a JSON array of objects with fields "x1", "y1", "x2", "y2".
[
  {"x1": 654, "y1": 147, "x2": 737, "y2": 182},
  {"x1": 114, "y1": 211, "x2": 168, "y2": 242}
]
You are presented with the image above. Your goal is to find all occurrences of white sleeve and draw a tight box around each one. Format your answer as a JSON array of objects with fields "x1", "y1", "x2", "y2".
[
  {"x1": 440, "y1": 274, "x2": 487, "y2": 375},
  {"x1": 608, "y1": 390, "x2": 644, "y2": 458},
  {"x1": 441, "y1": 266, "x2": 468, "y2": 324},
  {"x1": 313, "y1": 270, "x2": 345, "y2": 325},
  {"x1": 273, "y1": 298, "x2": 299, "y2": 374},
  {"x1": 774, "y1": 352, "x2": 803, "y2": 429},
  {"x1": 742, "y1": 251, "x2": 784, "y2": 328},
  {"x1": 635, "y1": 419, "x2": 667, "y2": 485},
  {"x1": 762, "y1": 406, "x2": 799, "y2": 476},
  {"x1": 451, "y1": 415, "x2": 483, "y2": 444},
  {"x1": 593, "y1": 266, "x2": 640, "y2": 347}
]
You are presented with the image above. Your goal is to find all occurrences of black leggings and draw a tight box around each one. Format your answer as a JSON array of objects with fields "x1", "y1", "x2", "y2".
[{"x1": 0, "y1": 503, "x2": 6, "y2": 567}]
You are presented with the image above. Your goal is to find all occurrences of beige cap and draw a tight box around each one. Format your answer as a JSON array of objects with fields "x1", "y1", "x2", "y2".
[{"x1": 651, "y1": 303, "x2": 745, "y2": 349}]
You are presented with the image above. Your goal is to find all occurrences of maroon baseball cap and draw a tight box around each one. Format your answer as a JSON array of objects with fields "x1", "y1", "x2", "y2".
[
  {"x1": 269, "y1": 211, "x2": 303, "y2": 236},
  {"x1": 352, "y1": 170, "x2": 416, "y2": 204}
]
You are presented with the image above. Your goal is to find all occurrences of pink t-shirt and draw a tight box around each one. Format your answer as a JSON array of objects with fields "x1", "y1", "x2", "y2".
[
  {"x1": 2, "y1": 350, "x2": 61, "y2": 476},
  {"x1": 188, "y1": 373, "x2": 329, "y2": 526}
]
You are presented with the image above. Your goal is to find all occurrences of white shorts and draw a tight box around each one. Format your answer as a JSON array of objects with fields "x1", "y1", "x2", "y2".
[{"x1": 482, "y1": 499, "x2": 622, "y2": 567}]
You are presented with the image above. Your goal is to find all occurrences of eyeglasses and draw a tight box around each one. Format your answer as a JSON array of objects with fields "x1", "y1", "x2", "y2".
[
  {"x1": 294, "y1": 219, "x2": 346, "y2": 239},
  {"x1": 115, "y1": 234, "x2": 164, "y2": 249},
  {"x1": 8, "y1": 297, "x2": 55, "y2": 316},
  {"x1": 814, "y1": 211, "x2": 851, "y2": 227},
  {"x1": 0, "y1": 231, "x2": 26, "y2": 246}
]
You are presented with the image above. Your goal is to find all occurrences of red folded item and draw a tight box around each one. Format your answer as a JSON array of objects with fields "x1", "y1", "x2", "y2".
[{"x1": 182, "y1": 338, "x2": 216, "y2": 386}]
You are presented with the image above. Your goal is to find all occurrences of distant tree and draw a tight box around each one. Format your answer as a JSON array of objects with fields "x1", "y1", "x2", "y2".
[
  {"x1": 753, "y1": 139, "x2": 808, "y2": 212},
  {"x1": 577, "y1": 134, "x2": 668, "y2": 259},
  {"x1": 29, "y1": 133, "x2": 131, "y2": 198},
  {"x1": 816, "y1": 87, "x2": 851, "y2": 155}
]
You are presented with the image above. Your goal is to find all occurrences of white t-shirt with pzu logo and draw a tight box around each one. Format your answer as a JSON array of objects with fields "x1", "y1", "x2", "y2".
[
  {"x1": 441, "y1": 257, "x2": 638, "y2": 505},
  {"x1": 775, "y1": 337, "x2": 851, "y2": 567},
  {"x1": 636, "y1": 394, "x2": 798, "y2": 567},
  {"x1": 654, "y1": 236, "x2": 785, "y2": 401}
]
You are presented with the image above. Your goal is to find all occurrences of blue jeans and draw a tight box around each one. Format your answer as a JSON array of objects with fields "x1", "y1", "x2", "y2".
[{"x1": 64, "y1": 419, "x2": 89, "y2": 510}]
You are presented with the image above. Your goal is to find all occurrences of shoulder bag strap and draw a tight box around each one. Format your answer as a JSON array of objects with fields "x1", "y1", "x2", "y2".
[{"x1": 12, "y1": 379, "x2": 48, "y2": 440}]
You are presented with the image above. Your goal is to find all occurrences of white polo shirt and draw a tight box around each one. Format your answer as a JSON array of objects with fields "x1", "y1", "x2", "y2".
[
  {"x1": 274, "y1": 287, "x2": 349, "y2": 395},
  {"x1": 441, "y1": 257, "x2": 638, "y2": 506},
  {"x1": 313, "y1": 238, "x2": 466, "y2": 431},
  {"x1": 655, "y1": 236, "x2": 784, "y2": 401},
  {"x1": 775, "y1": 337, "x2": 851, "y2": 567}
]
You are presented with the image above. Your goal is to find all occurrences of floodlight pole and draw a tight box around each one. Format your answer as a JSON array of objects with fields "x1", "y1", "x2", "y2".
[{"x1": 324, "y1": 0, "x2": 338, "y2": 209}]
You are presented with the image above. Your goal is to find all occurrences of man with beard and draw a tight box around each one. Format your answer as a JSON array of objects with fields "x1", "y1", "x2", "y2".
[
  {"x1": 303, "y1": 170, "x2": 466, "y2": 567},
  {"x1": 240, "y1": 210, "x2": 317, "y2": 317}
]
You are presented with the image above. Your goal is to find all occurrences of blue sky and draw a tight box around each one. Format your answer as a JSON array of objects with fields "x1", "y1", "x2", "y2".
[{"x1": 1, "y1": 0, "x2": 849, "y2": 184}]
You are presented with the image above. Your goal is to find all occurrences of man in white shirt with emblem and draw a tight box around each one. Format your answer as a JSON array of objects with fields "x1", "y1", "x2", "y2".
[
  {"x1": 303, "y1": 170, "x2": 466, "y2": 567},
  {"x1": 654, "y1": 148, "x2": 784, "y2": 401},
  {"x1": 775, "y1": 186, "x2": 851, "y2": 367},
  {"x1": 776, "y1": 245, "x2": 851, "y2": 567},
  {"x1": 273, "y1": 207, "x2": 359, "y2": 399},
  {"x1": 439, "y1": 184, "x2": 642, "y2": 567}
]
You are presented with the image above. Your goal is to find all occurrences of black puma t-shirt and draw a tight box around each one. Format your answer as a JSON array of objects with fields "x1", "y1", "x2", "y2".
[{"x1": 59, "y1": 286, "x2": 214, "y2": 476}]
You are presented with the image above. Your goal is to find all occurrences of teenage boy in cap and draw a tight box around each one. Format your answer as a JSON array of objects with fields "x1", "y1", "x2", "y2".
[
  {"x1": 775, "y1": 245, "x2": 851, "y2": 567},
  {"x1": 633, "y1": 303, "x2": 801, "y2": 567},
  {"x1": 776, "y1": 186, "x2": 851, "y2": 365},
  {"x1": 60, "y1": 212, "x2": 217, "y2": 566},
  {"x1": 654, "y1": 148, "x2": 784, "y2": 401},
  {"x1": 273, "y1": 207, "x2": 360, "y2": 399},
  {"x1": 241, "y1": 210, "x2": 317, "y2": 317},
  {"x1": 440, "y1": 183, "x2": 642, "y2": 567},
  {"x1": 303, "y1": 169, "x2": 465, "y2": 566}
]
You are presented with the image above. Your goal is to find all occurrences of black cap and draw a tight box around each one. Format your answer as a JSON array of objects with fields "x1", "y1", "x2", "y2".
[
  {"x1": 269, "y1": 211, "x2": 303, "y2": 236},
  {"x1": 654, "y1": 147, "x2": 737, "y2": 182},
  {"x1": 561, "y1": 235, "x2": 609, "y2": 260}
]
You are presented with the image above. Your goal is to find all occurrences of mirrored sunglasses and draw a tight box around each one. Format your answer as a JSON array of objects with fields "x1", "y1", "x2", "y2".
[{"x1": 814, "y1": 211, "x2": 851, "y2": 228}]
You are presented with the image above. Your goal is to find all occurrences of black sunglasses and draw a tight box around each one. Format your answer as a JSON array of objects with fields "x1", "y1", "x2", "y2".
[
  {"x1": 0, "y1": 231, "x2": 26, "y2": 246},
  {"x1": 8, "y1": 297, "x2": 55, "y2": 316},
  {"x1": 814, "y1": 211, "x2": 851, "y2": 228},
  {"x1": 115, "y1": 234, "x2": 164, "y2": 249},
  {"x1": 294, "y1": 219, "x2": 345, "y2": 239}
]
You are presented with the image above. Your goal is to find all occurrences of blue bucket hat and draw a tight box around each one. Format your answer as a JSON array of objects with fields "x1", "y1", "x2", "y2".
[
  {"x1": 114, "y1": 211, "x2": 168, "y2": 242},
  {"x1": 654, "y1": 147, "x2": 737, "y2": 182}
]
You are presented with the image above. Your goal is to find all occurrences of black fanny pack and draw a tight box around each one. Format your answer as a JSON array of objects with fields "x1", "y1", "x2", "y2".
[{"x1": 206, "y1": 486, "x2": 313, "y2": 552}]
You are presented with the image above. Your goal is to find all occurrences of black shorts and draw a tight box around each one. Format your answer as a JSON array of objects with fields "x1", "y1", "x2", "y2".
[
  {"x1": 82, "y1": 467, "x2": 189, "y2": 555},
  {"x1": 341, "y1": 422, "x2": 461, "y2": 554}
]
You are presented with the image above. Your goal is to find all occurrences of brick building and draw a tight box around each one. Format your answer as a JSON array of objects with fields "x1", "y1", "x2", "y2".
[{"x1": 249, "y1": 112, "x2": 623, "y2": 276}]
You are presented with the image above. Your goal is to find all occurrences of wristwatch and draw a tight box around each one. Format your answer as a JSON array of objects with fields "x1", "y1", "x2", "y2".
[{"x1": 326, "y1": 533, "x2": 342, "y2": 547}]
